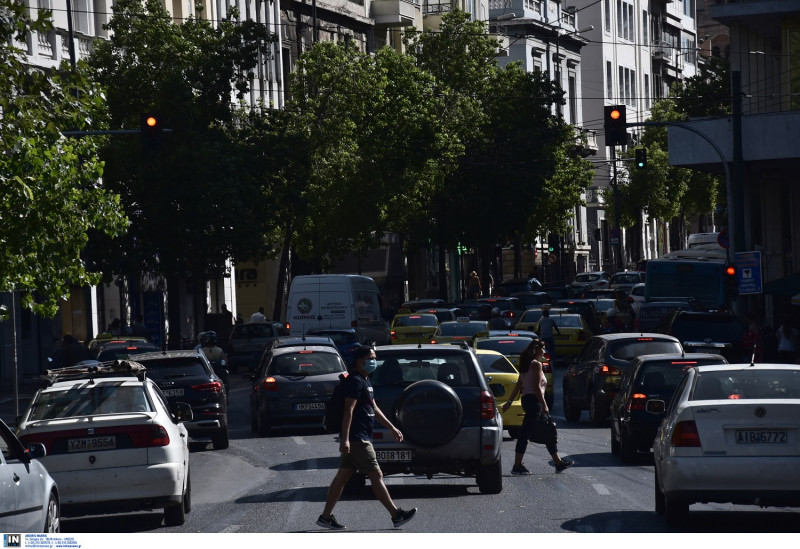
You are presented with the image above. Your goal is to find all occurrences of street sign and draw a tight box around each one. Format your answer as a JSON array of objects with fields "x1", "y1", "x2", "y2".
[
  {"x1": 609, "y1": 227, "x2": 620, "y2": 246},
  {"x1": 717, "y1": 229, "x2": 730, "y2": 249},
  {"x1": 735, "y1": 251, "x2": 762, "y2": 295},
  {"x1": 548, "y1": 254, "x2": 558, "y2": 264}
]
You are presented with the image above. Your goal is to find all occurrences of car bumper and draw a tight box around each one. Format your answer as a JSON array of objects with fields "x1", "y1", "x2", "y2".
[
  {"x1": 52, "y1": 462, "x2": 185, "y2": 506},
  {"x1": 657, "y1": 455, "x2": 800, "y2": 506}
]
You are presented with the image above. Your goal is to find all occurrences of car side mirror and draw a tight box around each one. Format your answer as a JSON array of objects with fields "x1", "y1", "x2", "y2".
[
  {"x1": 646, "y1": 399, "x2": 666, "y2": 415},
  {"x1": 27, "y1": 443, "x2": 47, "y2": 460},
  {"x1": 171, "y1": 401, "x2": 194, "y2": 423}
]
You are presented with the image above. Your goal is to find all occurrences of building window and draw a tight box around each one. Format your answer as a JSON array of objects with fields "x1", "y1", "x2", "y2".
[
  {"x1": 73, "y1": 0, "x2": 92, "y2": 35},
  {"x1": 642, "y1": 10, "x2": 648, "y2": 44},
  {"x1": 644, "y1": 74, "x2": 650, "y2": 108},
  {"x1": 618, "y1": 66, "x2": 635, "y2": 106},
  {"x1": 568, "y1": 72, "x2": 577, "y2": 125},
  {"x1": 616, "y1": 0, "x2": 634, "y2": 42},
  {"x1": 606, "y1": 61, "x2": 613, "y2": 99},
  {"x1": 604, "y1": 0, "x2": 611, "y2": 34},
  {"x1": 683, "y1": 0, "x2": 695, "y2": 19},
  {"x1": 683, "y1": 37, "x2": 697, "y2": 65}
]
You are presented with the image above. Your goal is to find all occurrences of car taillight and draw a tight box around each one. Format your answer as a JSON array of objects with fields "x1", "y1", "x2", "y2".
[
  {"x1": 260, "y1": 376, "x2": 278, "y2": 392},
  {"x1": 671, "y1": 420, "x2": 701, "y2": 447},
  {"x1": 542, "y1": 361, "x2": 552, "y2": 374},
  {"x1": 480, "y1": 390, "x2": 496, "y2": 419},
  {"x1": 627, "y1": 393, "x2": 647, "y2": 412},
  {"x1": 599, "y1": 364, "x2": 621, "y2": 375},
  {"x1": 285, "y1": 323, "x2": 290, "y2": 331},
  {"x1": 135, "y1": 425, "x2": 171, "y2": 447},
  {"x1": 502, "y1": 311, "x2": 514, "y2": 318},
  {"x1": 191, "y1": 381, "x2": 223, "y2": 393},
  {"x1": 391, "y1": 331, "x2": 397, "y2": 339}
]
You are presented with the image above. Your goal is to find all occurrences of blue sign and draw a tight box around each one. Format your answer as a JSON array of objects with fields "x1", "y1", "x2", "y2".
[{"x1": 735, "y1": 251, "x2": 762, "y2": 295}]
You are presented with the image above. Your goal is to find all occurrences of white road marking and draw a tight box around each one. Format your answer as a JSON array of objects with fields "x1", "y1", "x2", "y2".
[
  {"x1": 220, "y1": 525, "x2": 242, "y2": 533},
  {"x1": 592, "y1": 483, "x2": 611, "y2": 495},
  {"x1": 293, "y1": 436, "x2": 308, "y2": 445}
]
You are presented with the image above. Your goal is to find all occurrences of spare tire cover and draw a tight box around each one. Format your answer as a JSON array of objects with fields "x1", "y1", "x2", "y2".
[{"x1": 394, "y1": 380, "x2": 464, "y2": 447}]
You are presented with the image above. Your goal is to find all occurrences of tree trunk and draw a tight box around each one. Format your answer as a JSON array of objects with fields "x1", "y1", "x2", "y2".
[
  {"x1": 272, "y1": 227, "x2": 292, "y2": 321},
  {"x1": 166, "y1": 274, "x2": 182, "y2": 350}
]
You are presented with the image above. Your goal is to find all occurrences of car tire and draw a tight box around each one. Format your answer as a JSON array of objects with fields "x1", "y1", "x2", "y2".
[
  {"x1": 164, "y1": 490, "x2": 187, "y2": 527},
  {"x1": 610, "y1": 429, "x2": 620, "y2": 456},
  {"x1": 250, "y1": 408, "x2": 258, "y2": 432},
  {"x1": 563, "y1": 391, "x2": 581, "y2": 422},
  {"x1": 654, "y1": 469, "x2": 665, "y2": 515},
  {"x1": 257, "y1": 409, "x2": 271, "y2": 437},
  {"x1": 588, "y1": 392, "x2": 606, "y2": 426},
  {"x1": 477, "y1": 460, "x2": 503, "y2": 494},
  {"x1": 619, "y1": 429, "x2": 636, "y2": 462},
  {"x1": 212, "y1": 427, "x2": 229, "y2": 450},
  {"x1": 44, "y1": 491, "x2": 60, "y2": 533},
  {"x1": 664, "y1": 494, "x2": 689, "y2": 527},
  {"x1": 183, "y1": 469, "x2": 192, "y2": 513},
  {"x1": 394, "y1": 380, "x2": 463, "y2": 447}
]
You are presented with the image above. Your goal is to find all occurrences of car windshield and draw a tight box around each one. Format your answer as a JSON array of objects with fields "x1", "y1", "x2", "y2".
[
  {"x1": 372, "y1": 353, "x2": 477, "y2": 387},
  {"x1": 612, "y1": 274, "x2": 641, "y2": 284},
  {"x1": 438, "y1": 322, "x2": 487, "y2": 336},
  {"x1": 477, "y1": 355, "x2": 518, "y2": 374},
  {"x1": 270, "y1": 352, "x2": 344, "y2": 376},
  {"x1": 691, "y1": 368, "x2": 800, "y2": 400},
  {"x1": 394, "y1": 315, "x2": 438, "y2": 327},
  {"x1": 476, "y1": 338, "x2": 532, "y2": 355},
  {"x1": 609, "y1": 340, "x2": 683, "y2": 361},
  {"x1": 28, "y1": 383, "x2": 152, "y2": 420}
]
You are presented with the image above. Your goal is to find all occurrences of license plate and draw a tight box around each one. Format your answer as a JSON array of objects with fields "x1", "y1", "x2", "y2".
[
  {"x1": 296, "y1": 402, "x2": 325, "y2": 411},
  {"x1": 376, "y1": 449, "x2": 414, "y2": 462},
  {"x1": 736, "y1": 430, "x2": 787, "y2": 444},
  {"x1": 68, "y1": 436, "x2": 116, "y2": 452},
  {"x1": 162, "y1": 388, "x2": 184, "y2": 397}
]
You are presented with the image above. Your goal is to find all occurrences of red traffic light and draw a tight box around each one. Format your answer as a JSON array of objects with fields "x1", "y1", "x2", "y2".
[
  {"x1": 144, "y1": 115, "x2": 158, "y2": 128},
  {"x1": 726, "y1": 266, "x2": 736, "y2": 276},
  {"x1": 609, "y1": 109, "x2": 621, "y2": 120}
]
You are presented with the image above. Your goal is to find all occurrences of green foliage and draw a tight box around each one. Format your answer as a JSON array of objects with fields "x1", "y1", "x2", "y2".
[
  {"x1": 86, "y1": 0, "x2": 276, "y2": 279},
  {"x1": 0, "y1": 1, "x2": 127, "y2": 317}
]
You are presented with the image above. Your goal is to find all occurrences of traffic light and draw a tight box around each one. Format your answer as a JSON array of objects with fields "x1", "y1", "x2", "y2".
[
  {"x1": 635, "y1": 148, "x2": 647, "y2": 169},
  {"x1": 140, "y1": 112, "x2": 163, "y2": 151},
  {"x1": 547, "y1": 233, "x2": 560, "y2": 254},
  {"x1": 604, "y1": 105, "x2": 627, "y2": 146},
  {"x1": 725, "y1": 264, "x2": 738, "y2": 300}
]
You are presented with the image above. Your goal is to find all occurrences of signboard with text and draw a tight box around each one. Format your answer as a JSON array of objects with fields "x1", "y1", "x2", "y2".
[{"x1": 735, "y1": 251, "x2": 762, "y2": 295}]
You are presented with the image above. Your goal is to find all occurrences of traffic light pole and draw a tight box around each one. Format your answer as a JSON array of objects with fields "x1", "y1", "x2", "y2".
[{"x1": 611, "y1": 148, "x2": 624, "y2": 271}]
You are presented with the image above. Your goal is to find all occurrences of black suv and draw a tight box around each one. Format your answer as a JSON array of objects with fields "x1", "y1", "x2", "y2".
[
  {"x1": 134, "y1": 350, "x2": 230, "y2": 449},
  {"x1": 609, "y1": 353, "x2": 728, "y2": 461},
  {"x1": 365, "y1": 344, "x2": 504, "y2": 494},
  {"x1": 226, "y1": 321, "x2": 290, "y2": 373},
  {"x1": 562, "y1": 333, "x2": 683, "y2": 425},
  {"x1": 658, "y1": 311, "x2": 746, "y2": 362}
]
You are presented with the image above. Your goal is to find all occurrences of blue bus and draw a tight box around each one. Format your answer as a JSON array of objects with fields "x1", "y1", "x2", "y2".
[{"x1": 644, "y1": 251, "x2": 732, "y2": 311}]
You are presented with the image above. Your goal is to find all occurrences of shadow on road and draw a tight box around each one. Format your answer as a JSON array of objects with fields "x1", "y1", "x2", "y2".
[{"x1": 562, "y1": 509, "x2": 800, "y2": 533}]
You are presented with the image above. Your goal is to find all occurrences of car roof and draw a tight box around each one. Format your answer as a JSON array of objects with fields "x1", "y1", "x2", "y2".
[
  {"x1": 42, "y1": 361, "x2": 148, "y2": 387},
  {"x1": 631, "y1": 353, "x2": 728, "y2": 364},
  {"x1": 132, "y1": 350, "x2": 205, "y2": 360},
  {"x1": 270, "y1": 345, "x2": 343, "y2": 356},
  {"x1": 693, "y1": 363, "x2": 799, "y2": 373},
  {"x1": 592, "y1": 333, "x2": 680, "y2": 342}
]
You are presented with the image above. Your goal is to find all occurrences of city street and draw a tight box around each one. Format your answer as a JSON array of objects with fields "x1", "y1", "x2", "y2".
[{"x1": 8, "y1": 370, "x2": 794, "y2": 535}]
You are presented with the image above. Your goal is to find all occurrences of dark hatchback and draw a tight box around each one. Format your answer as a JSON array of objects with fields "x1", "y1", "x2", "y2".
[
  {"x1": 658, "y1": 310, "x2": 746, "y2": 362},
  {"x1": 249, "y1": 345, "x2": 348, "y2": 435},
  {"x1": 134, "y1": 350, "x2": 230, "y2": 449},
  {"x1": 562, "y1": 333, "x2": 683, "y2": 425},
  {"x1": 609, "y1": 353, "x2": 728, "y2": 461}
]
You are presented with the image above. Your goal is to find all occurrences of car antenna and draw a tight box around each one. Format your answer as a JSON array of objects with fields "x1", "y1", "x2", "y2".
[{"x1": 750, "y1": 345, "x2": 757, "y2": 366}]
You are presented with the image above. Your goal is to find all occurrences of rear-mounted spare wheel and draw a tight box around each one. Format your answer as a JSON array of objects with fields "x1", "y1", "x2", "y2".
[{"x1": 394, "y1": 380, "x2": 463, "y2": 447}]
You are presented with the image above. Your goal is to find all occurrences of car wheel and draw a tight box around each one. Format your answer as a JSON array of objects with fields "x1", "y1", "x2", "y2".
[
  {"x1": 250, "y1": 408, "x2": 257, "y2": 432},
  {"x1": 257, "y1": 408, "x2": 271, "y2": 437},
  {"x1": 654, "y1": 469, "x2": 665, "y2": 515},
  {"x1": 563, "y1": 391, "x2": 580, "y2": 422},
  {"x1": 394, "y1": 380, "x2": 463, "y2": 447},
  {"x1": 183, "y1": 469, "x2": 192, "y2": 513},
  {"x1": 44, "y1": 491, "x2": 60, "y2": 533},
  {"x1": 664, "y1": 494, "x2": 689, "y2": 527},
  {"x1": 477, "y1": 460, "x2": 503, "y2": 494},
  {"x1": 588, "y1": 392, "x2": 606, "y2": 426},
  {"x1": 619, "y1": 429, "x2": 636, "y2": 462},
  {"x1": 610, "y1": 428, "x2": 620, "y2": 456},
  {"x1": 212, "y1": 426, "x2": 229, "y2": 450},
  {"x1": 164, "y1": 489, "x2": 187, "y2": 527},
  {"x1": 343, "y1": 472, "x2": 366, "y2": 496},
  {"x1": 507, "y1": 426, "x2": 522, "y2": 440}
]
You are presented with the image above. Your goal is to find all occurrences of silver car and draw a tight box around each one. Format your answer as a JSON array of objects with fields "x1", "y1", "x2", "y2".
[
  {"x1": 0, "y1": 419, "x2": 60, "y2": 532},
  {"x1": 653, "y1": 363, "x2": 800, "y2": 526}
]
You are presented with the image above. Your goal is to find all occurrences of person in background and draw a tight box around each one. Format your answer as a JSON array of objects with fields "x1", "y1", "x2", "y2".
[
  {"x1": 467, "y1": 271, "x2": 482, "y2": 299},
  {"x1": 776, "y1": 316, "x2": 798, "y2": 364},
  {"x1": 488, "y1": 307, "x2": 508, "y2": 329},
  {"x1": 501, "y1": 339, "x2": 573, "y2": 474},
  {"x1": 221, "y1": 304, "x2": 234, "y2": 327},
  {"x1": 249, "y1": 307, "x2": 267, "y2": 323},
  {"x1": 742, "y1": 314, "x2": 763, "y2": 362},
  {"x1": 317, "y1": 345, "x2": 417, "y2": 530},
  {"x1": 537, "y1": 308, "x2": 561, "y2": 362}
]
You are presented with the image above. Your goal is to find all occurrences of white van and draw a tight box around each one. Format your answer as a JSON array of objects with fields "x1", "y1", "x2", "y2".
[{"x1": 286, "y1": 274, "x2": 391, "y2": 344}]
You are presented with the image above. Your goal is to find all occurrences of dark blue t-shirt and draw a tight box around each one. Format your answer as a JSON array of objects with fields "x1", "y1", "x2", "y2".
[{"x1": 343, "y1": 374, "x2": 375, "y2": 442}]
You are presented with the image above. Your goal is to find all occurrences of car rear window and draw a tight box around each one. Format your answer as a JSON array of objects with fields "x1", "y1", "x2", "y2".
[
  {"x1": 477, "y1": 355, "x2": 518, "y2": 374},
  {"x1": 96, "y1": 345, "x2": 159, "y2": 362},
  {"x1": 394, "y1": 315, "x2": 438, "y2": 327},
  {"x1": 232, "y1": 324, "x2": 275, "y2": 339},
  {"x1": 439, "y1": 323, "x2": 487, "y2": 336},
  {"x1": 552, "y1": 315, "x2": 584, "y2": 328},
  {"x1": 270, "y1": 352, "x2": 345, "y2": 376},
  {"x1": 610, "y1": 340, "x2": 683, "y2": 361},
  {"x1": 311, "y1": 332, "x2": 358, "y2": 345},
  {"x1": 692, "y1": 369, "x2": 800, "y2": 400},
  {"x1": 637, "y1": 362, "x2": 698, "y2": 389},
  {"x1": 373, "y1": 353, "x2": 478, "y2": 387},
  {"x1": 612, "y1": 274, "x2": 641, "y2": 284},
  {"x1": 576, "y1": 274, "x2": 603, "y2": 282},
  {"x1": 29, "y1": 383, "x2": 152, "y2": 420},
  {"x1": 671, "y1": 315, "x2": 743, "y2": 341},
  {"x1": 138, "y1": 357, "x2": 210, "y2": 377},
  {"x1": 476, "y1": 338, "x2": 531, "y2": 355}
]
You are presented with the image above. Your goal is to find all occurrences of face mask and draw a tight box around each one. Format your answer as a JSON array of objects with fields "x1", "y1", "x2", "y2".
[{"x1": 363, "y1": 358, "x2": 378, "y2": 373}]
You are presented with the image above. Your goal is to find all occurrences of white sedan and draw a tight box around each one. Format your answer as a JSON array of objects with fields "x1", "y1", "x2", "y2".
[
  {"x1": 15, "y1": 362, "x2": 192, "y2": 526},
  {"x1": 653, "y1": 363, "x2": 800, "y2": 526}
]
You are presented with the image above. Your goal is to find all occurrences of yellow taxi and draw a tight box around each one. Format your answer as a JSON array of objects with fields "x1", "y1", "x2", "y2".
[
  {"x1": 474, "y1": 350, "x2": 524, "y2": 439},
  {"x1": 390, "y1": 313, "x2": 439, "y2": 344},
  {"x1": 431, "y1": 318, "x2": 489, "y2": 345},
  {"x1": 515, "y1": 307, "x2": 568, "y2": 332},
  {"x1": 534, "y1": 312, "x2": 592, "y2": 365},
  {"x1": 473, "y1": 335, "x2": 553, "y2": 408}
]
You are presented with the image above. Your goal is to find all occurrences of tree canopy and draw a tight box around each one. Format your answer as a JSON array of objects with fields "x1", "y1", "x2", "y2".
[{"x1": 0, "y1": 0, "x2": 127, "y2": 318}]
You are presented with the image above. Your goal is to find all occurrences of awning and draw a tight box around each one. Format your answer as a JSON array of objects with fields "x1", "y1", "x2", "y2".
[{"x1": 763, "y1": 273, "x2": 800, "y2": 295}]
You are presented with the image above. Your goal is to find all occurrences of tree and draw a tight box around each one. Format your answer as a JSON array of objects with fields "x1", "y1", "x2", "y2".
[{"x1": 0, "y1": 1, "x2": 127, "y2": 318}]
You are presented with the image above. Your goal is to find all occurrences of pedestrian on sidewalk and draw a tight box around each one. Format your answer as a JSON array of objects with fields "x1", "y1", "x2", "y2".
[
  {"x1": 317, "y1": 345, "x2": 417, "y2": 530},
  {"x1": 776, "y1": 316, "x2": 798, "y2": 364},
  {"x1": 502, "y1": 339, "x2": 573, "y2": 475}
]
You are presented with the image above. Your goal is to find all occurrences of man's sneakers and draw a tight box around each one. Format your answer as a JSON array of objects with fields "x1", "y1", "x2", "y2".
[
  {"x1": 555, "y1": 459, "x2": 574, "y2": 472},
  {"x1": 316, "y1": 514, "x2": 346, "y2": 530},
  {"x1": 511, "y1": 464, "x2": 532, "y2": 475},
  {"x1": 392, "y1": 507, "x2": 417, "y2": 528}
]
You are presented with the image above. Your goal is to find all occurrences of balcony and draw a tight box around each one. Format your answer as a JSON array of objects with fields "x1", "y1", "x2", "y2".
[
  {"x1": 578, "y1": 128, "x2": 598, "y2": 157},
  {"x1": 371, "y1": 0, "x2": 419, "y2": 26},
  {"x1": 651, "y1": 40, "x2": 674, "y2": 65}
]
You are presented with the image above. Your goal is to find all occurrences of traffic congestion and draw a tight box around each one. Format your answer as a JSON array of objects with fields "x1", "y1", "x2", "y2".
[{"x1": 2, "y1": 269, "x2": 799, "y2": 536}]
